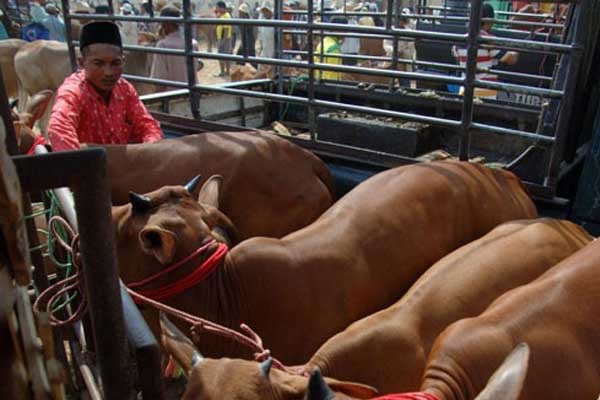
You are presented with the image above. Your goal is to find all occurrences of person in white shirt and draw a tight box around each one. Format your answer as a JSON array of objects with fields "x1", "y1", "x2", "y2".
[
  {"x1": 41, "y1": 3, "x2": 66, "y2": 42},
  {"x1": 340, "y1": 6, "x2": 360, "y2": 66},
  {"x1": 150, "y1": 5, "x2": 200, "y2": 91},
  {"x1": 257, "y1": 2, "x2": 274, "y2": 59},
  {"x1": 118, "y1": 3, "x2": 139, "y2": 45}
]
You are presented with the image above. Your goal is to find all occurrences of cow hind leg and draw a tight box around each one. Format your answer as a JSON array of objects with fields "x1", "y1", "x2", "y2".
[{"x1": 35, "y1": 92, "x2": 55, "y2": 140}]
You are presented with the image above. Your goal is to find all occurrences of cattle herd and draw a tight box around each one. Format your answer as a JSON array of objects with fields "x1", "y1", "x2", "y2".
[
  {"x1": 6, "y1": 86, "x2": 600, "y2": 399},
  {"x1": 107, "y1": 148, "x2": 599, "y2": 399}
]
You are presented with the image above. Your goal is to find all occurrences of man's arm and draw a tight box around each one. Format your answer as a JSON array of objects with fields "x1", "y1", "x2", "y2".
[
  {"x1": 126, "y1": 85, "x2": 163, "y2": 144},
  {"x1": 489, "y1": 47, "x2": 519, "y2": 66},
  {"x1": 47, "y1": 88, "x2": 82, "y2": 151}
]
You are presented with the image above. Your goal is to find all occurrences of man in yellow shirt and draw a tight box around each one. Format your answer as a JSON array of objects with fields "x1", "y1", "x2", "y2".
[
  {"x1": 215, "y1": 1, "x2": 232, "y2": 77},
  {"x1": 314, "y1": 16, "x2": 346, "y2": 81}
]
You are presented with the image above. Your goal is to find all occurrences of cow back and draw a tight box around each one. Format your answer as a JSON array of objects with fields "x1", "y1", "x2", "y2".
[
  {"x1": 103, "y1": 131, "x2": 334, "y2": 240},
  {"x1": 306, "y1": 218, "x2": 590, "y2": 394},
  {"x1": 422, "y1": 237, "x2": 600, "y2": 400},
  {"x1": 222, "y1": 161, "x2": 535, "y2": 363}
]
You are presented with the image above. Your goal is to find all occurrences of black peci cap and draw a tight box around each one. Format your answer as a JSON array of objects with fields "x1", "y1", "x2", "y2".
[
  {"x1": 482, "y1": 3, "x2": 495, "y2": 19},
  {"x1": 80, "y1": 21, "x2": 122, "y2": 51}
]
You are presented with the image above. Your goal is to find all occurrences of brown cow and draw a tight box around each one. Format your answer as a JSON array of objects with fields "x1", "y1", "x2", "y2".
[
  {"x1": 12, "y1": 92, "x2": 335, "y2": 240},
  {"x1": 14, "y1": 40, "x2": 71, "y2": 136},
  {"x1": 117, "y1": 161, "x2": 536, "y2": 364},
  {"x1": 0, "y1": 39, "x2": 26, "y2": 100},
  {"x1": 302, "y1": 218, "x2": 592, "y2": 394},
  {"x1": 417, "y1": 237, "x2": 600, "y2": 400},
  {"x1": 159, "y1": 218, "x2": 591, "y2": 399},
  {"x1": 102, "y1": 131, "x2": 334, "y2": 240}
]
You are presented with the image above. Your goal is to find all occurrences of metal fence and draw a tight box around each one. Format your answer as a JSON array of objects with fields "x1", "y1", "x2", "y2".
[{"x1": 59, "y1": 0, "x2": 591, "y2": 200}]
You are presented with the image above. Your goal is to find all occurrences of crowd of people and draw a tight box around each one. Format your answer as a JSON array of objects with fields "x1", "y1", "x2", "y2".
[{"x1": 0, "y1": 0, "x2": 572, "y2": 92}]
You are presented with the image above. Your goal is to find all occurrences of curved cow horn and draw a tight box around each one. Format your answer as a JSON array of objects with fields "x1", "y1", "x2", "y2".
[
  {"x1": 260, "y1": 357, "x2": 273, "y2": 378},
  {"x1": 184, "y1": 175, "x2": 202, "y2": 194},
  {"x1": 129, "y1": 191, "x2": 152, "y2": 213},
  {"x1": 306, "y1": 368, "x2": 334, "y2": 400}
]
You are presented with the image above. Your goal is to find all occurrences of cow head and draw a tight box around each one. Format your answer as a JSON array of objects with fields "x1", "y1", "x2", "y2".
[
  {"x1": 114, "y1": 175, "x2": 239, "y2": 282},
  {"x1": 159, "y1": 312, "x2": 378, "y2": 400},
  {"x1": 304, "y1": 345, "x2": 530, "y2": 400}
]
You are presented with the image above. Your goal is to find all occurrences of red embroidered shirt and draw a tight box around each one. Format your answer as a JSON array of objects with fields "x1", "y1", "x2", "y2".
[{"x1": 48, "y1": 71, "x2": 163, "y2": 151}]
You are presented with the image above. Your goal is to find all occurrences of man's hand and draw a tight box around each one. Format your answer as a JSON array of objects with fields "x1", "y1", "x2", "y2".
[{"x1": 501, "y1": 51, "x2": 519, "y2": 66}]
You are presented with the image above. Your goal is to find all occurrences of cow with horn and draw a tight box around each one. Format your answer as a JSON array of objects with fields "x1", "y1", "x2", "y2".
[
  {"x1": 157, "y1": 218, "x2": 591, "y2": 399},
  {"x1": 116, "y1": 161, "x2": 536, "y2": 364}
]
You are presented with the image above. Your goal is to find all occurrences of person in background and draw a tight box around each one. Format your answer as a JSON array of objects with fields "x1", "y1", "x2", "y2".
[
  {"x1": 368, "y1": 2, "x2": 383, "y2": 27},
  {"x1": 0, "y1": 8, "x2": 9, "y2": 40},
  {"x1": 289, "y1": 0, "x2": 306, "y2": 52},
  {"x1": 340, "y1": 3, "x2": 360, "y2": 66},
  {"x1": 316, "y1": 0, "x2": 336, "y2": 23},
  {"x1": 452, "y1": 3, "x2": 518, "y2": 98},
  {"x1": 314, "y1": 16, "x2": 346, "y2": 81},
  {"x1": 118, "y1": 2, "x2": 139, "y2": 45},
  {"x1": 29, "y1": 0, "x2": 47, "y2": 23},
  {"x1": 257, "y1": 1, "x2": 274, "y2": 61},
  {"x1": 214, "y1": 0, "x2": 232, "y2": 77},
  {"x1": 236, "y1": 3, "x2": 256, "y2": 66},
  {"x1": 48, "y1": 21, "x2": 163, "y2": 151},
  {"x1": 226, "y1": 2, "x2": 237, "y2": 50},
  {"x1": 41, "y1": 3, "x2": 66, "y2": 42},
  {"x1": 150, "y1": 5, "x2": 200, "y2": 91}
]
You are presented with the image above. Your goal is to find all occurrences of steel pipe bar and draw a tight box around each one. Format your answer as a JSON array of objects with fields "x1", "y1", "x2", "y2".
[
  {"x1": 478, "y1": 34, "x2": 573, "y2": 53},
  {"x1": 60, "y1": 0, "x2": 77, "y2": 72},
  {"x1": 474, "y1": 80, "x2": 564, "y2": 99},
  {"x1": 546, "y1": 0, "x2": 591, "y2": 188},
  {"x1": 470, "y1": 123, "x2": 555, "y2": 143},
  {"x1": 12, "y1": 149, "x2": 132, "y2": 400},
  {"x1": 282, "y1": 48, "x2": 554, "y2": 82},
  {"x1": 458, "y1": 0, "x2": 482, "y2": 161},
  {"x1": 182, "y1": 0, "x2": 200, "y2": 119},
  {"x1": 307, "y1": 0, "x2": 316, "y2": 137},
  {"x1": 68, "y1": 12, "x2": 574, "y2": 54}
]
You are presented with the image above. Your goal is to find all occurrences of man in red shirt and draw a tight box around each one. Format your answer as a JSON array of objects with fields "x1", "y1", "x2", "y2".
[{"x1": 48, "y1": 21, "x2": 163, "y2": 151}]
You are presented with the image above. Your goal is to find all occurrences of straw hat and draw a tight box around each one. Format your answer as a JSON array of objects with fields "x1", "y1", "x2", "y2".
[
  {"x1": 358, "y1": 16, "x2": 374, "y2": 26},
  {"x1": 260, "y1": 1, "x2": 273, "y2": 14},
  {"x1": 120, "y1": 3, "x2": 133, "y2": 13},
  {"x1": 73, "y1": 1, "x2": 93, "y2": 13},
  {"x1": 238, "y1": 2, "x2": 250, "y2": 14}
]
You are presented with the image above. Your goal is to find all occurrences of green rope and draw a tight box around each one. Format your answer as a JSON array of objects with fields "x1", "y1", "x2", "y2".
[
  {"x1": 280, "y1": 74, "x2": 308, "y2": 121},
  {"x1": 51, "y1": 292, "x2": 79, "y2": 313}
]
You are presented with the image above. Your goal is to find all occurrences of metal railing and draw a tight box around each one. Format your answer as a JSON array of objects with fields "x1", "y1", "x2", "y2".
[{"x1": 59, "y1": 0, "x2": 590, "y2": 199}]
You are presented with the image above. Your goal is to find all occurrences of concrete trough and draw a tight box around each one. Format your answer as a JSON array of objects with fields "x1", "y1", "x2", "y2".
[{"x1": 316, "y1": 112, "x2": 437, "y2": 157}]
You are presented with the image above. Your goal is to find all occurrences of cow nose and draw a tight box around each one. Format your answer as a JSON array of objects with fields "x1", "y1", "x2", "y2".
[{"x1": 139, "y1": 226, "x2": 177, "y2": 265}]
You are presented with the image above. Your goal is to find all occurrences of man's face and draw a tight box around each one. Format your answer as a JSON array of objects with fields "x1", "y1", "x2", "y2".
[{"x1": 79, "y1": 43, "x2": 124, "y2": 93}]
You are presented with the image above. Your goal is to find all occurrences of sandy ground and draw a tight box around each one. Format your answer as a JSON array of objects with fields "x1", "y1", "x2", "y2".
[{"x1": 195, "y1": 41, "x2": 233, "y2": 85}]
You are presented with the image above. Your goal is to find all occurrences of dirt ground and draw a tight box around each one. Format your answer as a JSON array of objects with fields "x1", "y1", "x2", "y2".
[{"x1": 195, "y1": 41, "x2": 232, "y2": 85}]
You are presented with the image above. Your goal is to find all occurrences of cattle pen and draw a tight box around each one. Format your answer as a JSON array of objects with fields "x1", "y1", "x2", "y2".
[
  {"x1": 53, "y1": 0, "x2": 596, "y2": 203},
  {"x1": 2, "y1": 0, "x2": 600, "y2": 399}
]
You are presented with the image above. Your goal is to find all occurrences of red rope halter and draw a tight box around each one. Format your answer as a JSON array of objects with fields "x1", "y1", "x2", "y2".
[
  {"x1": 127, "y1": 239, "x2": 229, "y2": 302},
  {"x1": 373, "y1": 393, "x2": 439, "y2": 400}
]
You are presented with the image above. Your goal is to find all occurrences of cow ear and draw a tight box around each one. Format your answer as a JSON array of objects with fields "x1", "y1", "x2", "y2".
[
  {"x1": 324, "y1": 377, "x2": 379, "y2": 399},
  {"x1": 474, "y1": 343, "x2": 530, "y2": 400},
  {"x1": 197, "y1": 175, "x2": 223, "y2": 209},
  {"x1": 23, "y1": 90, "x2": 53, "y2": 128},
  {"x1": 139, "y1": 226, "x2": 177, "y2": 265}
]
